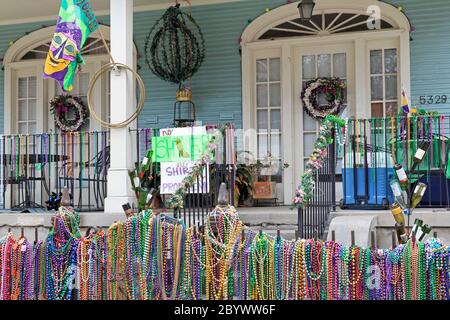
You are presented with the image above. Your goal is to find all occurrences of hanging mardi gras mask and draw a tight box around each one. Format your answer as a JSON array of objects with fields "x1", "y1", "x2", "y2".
[{"x1": 43, "y1": 0, "x2": 98, "y2": 92}]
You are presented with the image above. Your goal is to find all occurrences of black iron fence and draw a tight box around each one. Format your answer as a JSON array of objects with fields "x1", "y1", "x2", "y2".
[
  {"x1": 0, "y1": 131, "x2": 110, "y2": 212},
  {"x1": 341, "y1": 116, "x2": 450, "y2": 209},
  {"x1": 298, "y1": 132, "x2": 337, "y2": 240}
]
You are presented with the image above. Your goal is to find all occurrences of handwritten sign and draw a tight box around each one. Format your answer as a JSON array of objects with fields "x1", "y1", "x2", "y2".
[
  {"x1": 160, "y1": 162, "x2": 209, "y2": 194},
  {"x1": 159, "y1": 126, "x2": 207, "y2": 137}
]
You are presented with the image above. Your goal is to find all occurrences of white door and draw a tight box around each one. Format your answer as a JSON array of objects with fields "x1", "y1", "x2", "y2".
[{"x1": 293, "y1": 43, "x2": 355, "y2": 181}]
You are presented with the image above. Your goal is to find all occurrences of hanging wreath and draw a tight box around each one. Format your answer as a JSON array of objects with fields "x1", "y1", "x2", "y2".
[
  {"x1": 50, "y1": 95, "x2": 89, "y2": 132},
  {"x1": 301, "y1": 77, "x2": 346, "y2": 120},
  {"x1": 144, "y1": 4, "x2": 206, "y2": 86}
]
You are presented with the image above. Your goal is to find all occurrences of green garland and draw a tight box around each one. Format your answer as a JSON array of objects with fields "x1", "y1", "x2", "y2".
[
  {"x1": 293, "y1": 115, "x2": 345, "y2": 209},
  {"x1": 165, "y1": 132, "x2": 219, "y2": 210}
]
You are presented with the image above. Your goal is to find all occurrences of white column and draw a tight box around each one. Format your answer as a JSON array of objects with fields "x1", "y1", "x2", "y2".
[{"x1": 104, "y1": 0, "x2": 136, "y2": 213}]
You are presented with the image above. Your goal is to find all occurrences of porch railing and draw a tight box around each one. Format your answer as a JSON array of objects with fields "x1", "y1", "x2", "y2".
[
  {"x1": 0, "y1": 131, "x2": 110, "y2": 212},
  {"x1": 298, "y1": 131, "x2": 337, "y2": 240},
  {"x1": 341, "y1": 116, "x2": 450, "y2": 209}
]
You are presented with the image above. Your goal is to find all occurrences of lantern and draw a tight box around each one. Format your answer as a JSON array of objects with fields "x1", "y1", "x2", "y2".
[{"x1": 298, "y1": 0, "x2": 316, "y2": 22}]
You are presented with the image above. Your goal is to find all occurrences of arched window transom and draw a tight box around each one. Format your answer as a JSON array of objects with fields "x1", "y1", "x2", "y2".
[
  {"x1": 20, "y1": 37, "x2": 110, "y2": 61},
  {"x1": 259, "y1": 12, "x2": 394, "y2": 40}
]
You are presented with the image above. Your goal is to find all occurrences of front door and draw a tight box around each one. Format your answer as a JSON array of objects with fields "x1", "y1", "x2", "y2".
[{"x1": 293, "y1": 43, "x2": 355, "y2": 182}]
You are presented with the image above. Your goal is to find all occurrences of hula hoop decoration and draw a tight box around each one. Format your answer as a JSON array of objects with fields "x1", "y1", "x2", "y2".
[
  {"x1": 144, "y1": 4, "x2": 206, "y2": 87},
  {"x1": 87, "y1": 62, "x2": 146, "y2": 129},
  {"x1": 301, "y1": 77, "x2": 347, "y2": 120},
  {"x1": 50, "y1": 95, "x2": 89, "y2": 132}
]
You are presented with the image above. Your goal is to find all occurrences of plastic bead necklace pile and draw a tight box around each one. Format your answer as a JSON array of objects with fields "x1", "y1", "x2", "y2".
[{"x1": 0, "y1": 206, "x2": 450, "y2": 300}]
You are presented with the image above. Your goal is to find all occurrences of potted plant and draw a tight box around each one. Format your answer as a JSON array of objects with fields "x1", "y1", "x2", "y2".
[{"x1": 233, "y1": 151, "x2": 259, "y2": 207}]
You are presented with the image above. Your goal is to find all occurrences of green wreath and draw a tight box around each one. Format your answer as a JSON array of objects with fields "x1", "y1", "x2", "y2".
[{"x1": 50, "y1": 95, "x2": 89, "y2": 132}]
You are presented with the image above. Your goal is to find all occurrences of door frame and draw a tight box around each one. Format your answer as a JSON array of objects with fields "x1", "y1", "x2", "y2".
[{"x1": 242, "y1": 29, "x2": 409, "y2": 205}]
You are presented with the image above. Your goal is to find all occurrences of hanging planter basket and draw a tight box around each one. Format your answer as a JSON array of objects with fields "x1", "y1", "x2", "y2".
[{"x1": 144, "y1": 4, "x2": 206, "y2": 86}]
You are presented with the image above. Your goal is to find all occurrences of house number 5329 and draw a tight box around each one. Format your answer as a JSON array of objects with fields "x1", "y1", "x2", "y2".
[{"x1": 419, "y1": 95, "x2": 448, "y2": 105}]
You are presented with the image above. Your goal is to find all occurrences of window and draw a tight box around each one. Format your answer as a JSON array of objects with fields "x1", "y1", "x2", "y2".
[
  {"x1": 255, "y1": 57, "x2": 282, "y2": 182},
  {"x1": 370, "y1": 48, "x2": 398, "y2": 118},
  {"x1": 17, "y1": 76, "x2": 37, "y2": 134}
]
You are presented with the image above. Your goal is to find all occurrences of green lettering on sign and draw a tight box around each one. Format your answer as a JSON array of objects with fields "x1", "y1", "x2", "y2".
[{"x1": 151, "y1": 134, "x2": 213, "y2": 163}]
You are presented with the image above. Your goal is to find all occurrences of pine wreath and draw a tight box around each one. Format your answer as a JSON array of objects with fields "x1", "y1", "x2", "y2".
[
  {"x1": 301, "y1": 77, "x2": 346, "y2": 120},
  {"x1": 144, "y1": 4, "x2": 205, "y2": 86},
  {"x1": 50, "y1": 95, "x2": 89, "y2": 132}
]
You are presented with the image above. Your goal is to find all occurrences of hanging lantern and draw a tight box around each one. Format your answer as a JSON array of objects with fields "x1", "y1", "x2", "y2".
[
  {"x1": 173, "y1": 85, "x2": 196, "y2": 127},
  {"x1": 144, "y1": 4, "x2": 206, "y2": 86},
  {"x1": 298, "y1": 0, "x2": 316, "y2": 22}
]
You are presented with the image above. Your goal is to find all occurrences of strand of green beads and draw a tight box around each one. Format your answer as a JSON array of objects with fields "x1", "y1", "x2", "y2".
[
  {"x1": 418, "y1": 243, "x2": 427, "y2": 300},
  {"x1": 404, "y1": 242, "x2": 412, "y2": 300}
]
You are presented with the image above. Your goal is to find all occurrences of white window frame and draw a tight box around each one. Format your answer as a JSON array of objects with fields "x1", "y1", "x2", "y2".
[{"x1": 241, "y1": 0, "x2": 411, "y2": 204}]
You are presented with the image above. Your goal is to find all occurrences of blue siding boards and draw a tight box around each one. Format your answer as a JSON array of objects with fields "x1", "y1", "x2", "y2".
[{"x1": 1, "y1": 0, "x2": 450, "y2": 133}]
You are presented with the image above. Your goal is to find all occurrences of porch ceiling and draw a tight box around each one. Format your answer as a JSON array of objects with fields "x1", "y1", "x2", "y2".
[{"x1": 0, "y1": 0, "x2": 240, "y2": 26}]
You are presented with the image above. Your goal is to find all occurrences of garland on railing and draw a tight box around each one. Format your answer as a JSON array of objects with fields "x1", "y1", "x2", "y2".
[
  {"x1": 293, "y1": 115, "x2": 346, "y2": 209},
  {"x1": 1, "y1": 207, "x2": 450, "y2": 300}
]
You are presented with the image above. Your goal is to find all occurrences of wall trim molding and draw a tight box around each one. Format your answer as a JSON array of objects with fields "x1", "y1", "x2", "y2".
[{"x1": 0, "y1": 0, "x2": 242, "y2": 26}]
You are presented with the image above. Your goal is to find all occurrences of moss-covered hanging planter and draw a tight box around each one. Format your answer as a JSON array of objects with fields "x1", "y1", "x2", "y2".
[{"x1": 144, "y1": 4, "x2": 206, "y2": 86}]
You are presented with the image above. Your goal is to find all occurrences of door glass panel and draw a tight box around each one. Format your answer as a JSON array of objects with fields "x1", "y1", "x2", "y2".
[
  {"x1": 384, "y1": 49, "x2": 397, "y2": 74},
  {"x1": 386, "y1": 102, "x2": 398, "y2": 117},
  {"x1": 257, "y1": 135, "x2": 268, "y2": 159},
  {"x1": 269, "y1": 58, "x2": 281, "y2": 81},
  {"x1": 270, "y1": 135, "x2": 281, "y2": 159},
  {"x1": 18, "y1": 123, "x2": 27, "y2": 134},
  {"x1": 303, "y1": 133, "x2": 316, "y2": 157},
  {"x1": 385, "y1": 75, "x2": 397, "y2": 100},
  {"x1": 371, "y1": 76, "x2": 383, "y2": 100},
  {"x1": 18, "y1": 100, "x2": 27, "y2": 121},
  {"x1": 28, "y1": 122, "x2": 37, "y2": 134},
  {"x1": 78, "y1": 73, "x2": 89, "y2": 95},
  {"x1": 28, "y1": 99, "x2": 36, "y2": 120},
  {"x1": 270, "y1": 110, "x2": 281, "y2": 131},
  {"x1": 333, "y1": 53, "x2": 346, "y2": 78},
  {"x1": 317, "y1": 54, "x2": 331, "y2": 77},
  {"x1": 257, "y1": 110, "x2": 268, "y2": 131},
  {"x1": 303, "y1": 110, "x2": 316, "y2": 131},
  {"x1": 256, "y1": 59, "x2": 268, "y2": 82},
  {"x1": 269, "y1": 83, "x2": 281, "y2": 107},
  {"x1": 18, "y1": 78, "x2": 27, "y2": 99},
  {"x1": 370, "y1": 50, "x2": 382, "y2": 74},
  {"x1": 256, "y1": 84, "x2": 268, "y2": 108},
  {"x1": 302, "y1": 55, "x2": 316, "y2": 79},
  {"x1": 371, "y1": 102, "x2": 384, "y2": 118},
  {"x1": 28, "y1": 77, "x2": 37, "y2": 98}
]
